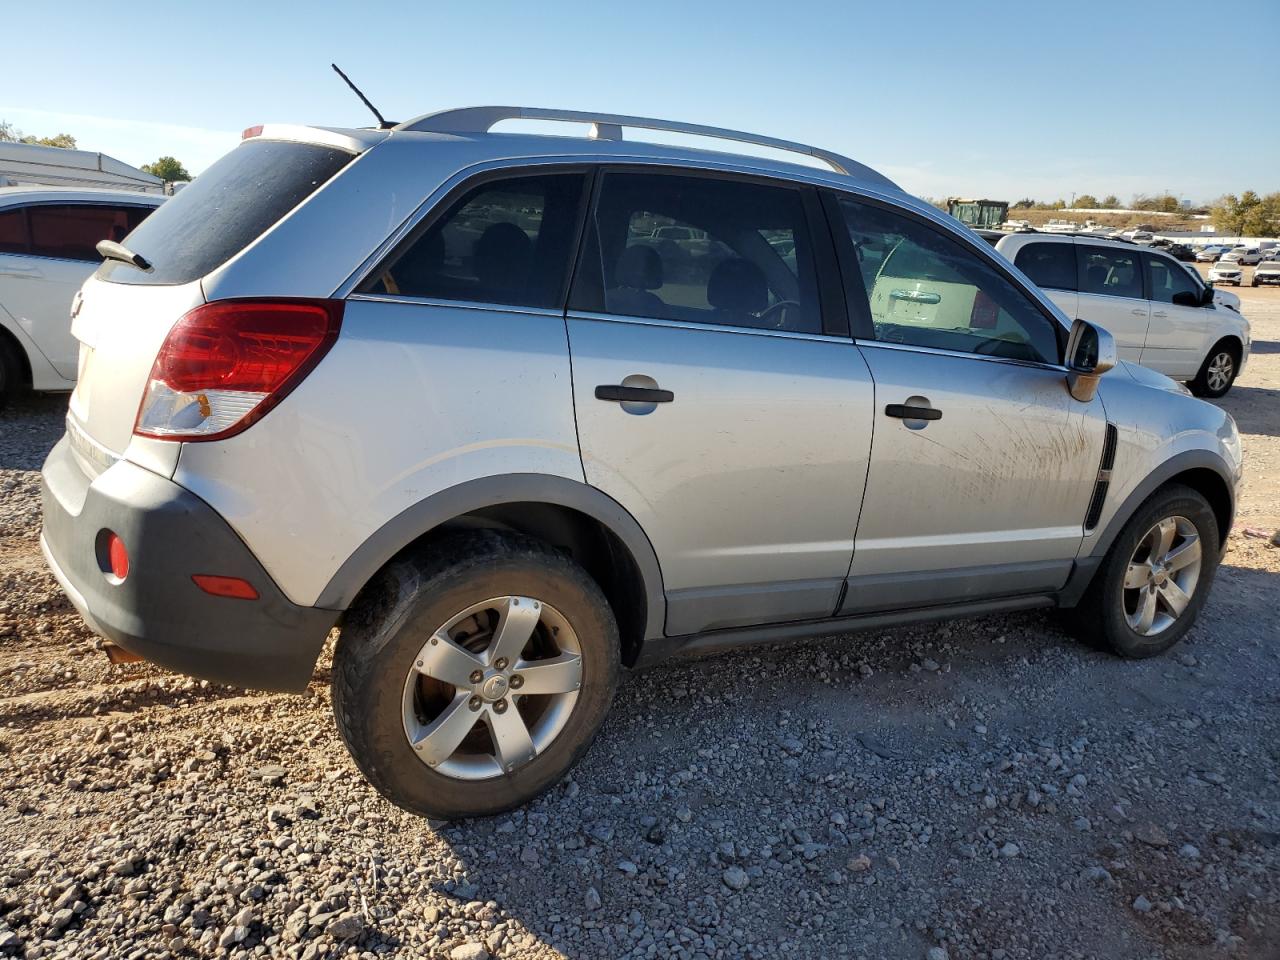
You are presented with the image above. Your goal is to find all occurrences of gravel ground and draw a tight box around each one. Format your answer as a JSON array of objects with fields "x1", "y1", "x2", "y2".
[{"x1": 2, "y1": 290, "x2": 1278, "y2": 960}]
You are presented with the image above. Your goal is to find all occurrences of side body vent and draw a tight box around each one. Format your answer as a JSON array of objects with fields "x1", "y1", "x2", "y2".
[{"x1": 1084, "y1": 423, "x2": 1119, "y2": 531}]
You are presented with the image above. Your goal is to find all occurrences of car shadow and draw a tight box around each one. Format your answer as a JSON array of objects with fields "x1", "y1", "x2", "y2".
[
  {"x1": 1213, "y1": 385, "x2": 1280, "y2": 439},
  {"x1": 1248, "y1": 338, "x2": 1280, "y2": 355},
  {"x1": 417, "y1": 559, "x2": 1279, "y2": 957}
]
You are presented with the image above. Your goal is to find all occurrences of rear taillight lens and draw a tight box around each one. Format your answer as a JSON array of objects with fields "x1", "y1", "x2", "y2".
[{"x1": 134, "y1": 299, "x2": 342, "y2": 441}]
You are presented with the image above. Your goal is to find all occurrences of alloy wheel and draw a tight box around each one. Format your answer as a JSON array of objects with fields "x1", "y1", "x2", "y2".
[
  {"x1": 401, "y1": 596, "x2": 583, "y2": 780},
  {"x1": 1122, "y1": 516, "x2": 1202, "y2": 636},
  {"x1": 1206, "y1": 352, "x2": 1234, "y2": 393}
]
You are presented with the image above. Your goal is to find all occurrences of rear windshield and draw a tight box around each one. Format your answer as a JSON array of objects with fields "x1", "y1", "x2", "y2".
[{"x1": 96, "y1": 139, "x2": 354, "y2": 285}]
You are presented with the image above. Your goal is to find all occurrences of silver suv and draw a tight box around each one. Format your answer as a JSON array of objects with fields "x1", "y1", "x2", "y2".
[{"x1": 40, "y1": 108, "x2": 1242, "y2": 818}]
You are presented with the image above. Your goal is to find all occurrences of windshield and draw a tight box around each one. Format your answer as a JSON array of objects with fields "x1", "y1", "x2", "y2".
[{"x1": 96, "y1": 139, "x2": 355, "y2": 285}]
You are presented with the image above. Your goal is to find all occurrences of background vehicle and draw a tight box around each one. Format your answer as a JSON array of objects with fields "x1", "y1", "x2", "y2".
[
  {"x1": 997, "y1": 232, "x2": 1250, "y2": 396},
  {"x1": 1251, "y1": 260, "x2": 1280, "y2": 286},
  {"x1": 1196, "y1": 245, "x2": 1231, "y2": 262},
  {"x1": 1222, "y1": 247, "x2": 1263, "y2": 265},
  {"x1": 41, "y1": 108, "x2": 1242, "y2": 819},
  {"x1": 0, "y1": 187, "x2": 164, "y2": 402},
  {"x1": 946, "y1": 197, "x2": 1009, "y2": 230},
  {"x1": 1164, "y1": 242, "x2": 1197, "y2": 262},
  {"x1": 1208, "y1": 261, "x2": 1243, "y2": 286}
]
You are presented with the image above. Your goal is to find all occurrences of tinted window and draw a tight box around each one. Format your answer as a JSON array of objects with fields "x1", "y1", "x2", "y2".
[
  {"x1": 1013, "y1": 241, "x2": 1076, "y2": 291},
  {"x1": 1146, "y1": 254, "x2": 1201, "y2": 304},
  {"x1": 836, "y1": 198, "x2": 1060, "y2": 365},
  {"x1": 366, "y1": 173, "x2": 585, "y2": 309},
  {"x1": 0, "y1": 209, "x2": 27, "y2": 255},
  {"x1": 573, "y1": 172, "x2": 822, "y2": 335},
  {"x1": 98, "y1": 140, "x2": 354, "y2": 285},
  {"x1": 1077, "y1": 245, "x2": 1144, "y2": 299},
  {"x1": 28, "y1": 205, "x2": 151, "y2": 261}
]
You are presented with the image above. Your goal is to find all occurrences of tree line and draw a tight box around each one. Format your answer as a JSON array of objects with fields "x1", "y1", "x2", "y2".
[{"x1": 1, "y1": 120, "x2": 191, "y2": 183}]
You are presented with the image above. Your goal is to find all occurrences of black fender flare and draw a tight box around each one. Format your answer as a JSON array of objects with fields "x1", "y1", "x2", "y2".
[
  {"x1": 316, "y1": 473, "x2": 666, "y2": 640},
  {"x1": 1059, "y1": 449, "x2": 1236, "y2": 607}
]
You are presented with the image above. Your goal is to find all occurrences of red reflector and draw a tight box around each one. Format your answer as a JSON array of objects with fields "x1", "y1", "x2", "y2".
[
  {"x1": 242, "y1": 125, "x2": 264, "y2": 140},
  {"x1": 106, "y1": 533, "x2": 129, "y2": 580},
  {"x1": 192, "y1": 575, "x2": 259, "y2": 600}
]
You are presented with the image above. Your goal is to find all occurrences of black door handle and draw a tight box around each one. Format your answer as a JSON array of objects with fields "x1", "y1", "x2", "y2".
[
  {"x1": 885, "y1": 403, "x2": 942, "y2": 421},
  {"x1": 595, "y1": 385, "x2": 674, "y2": 403}
]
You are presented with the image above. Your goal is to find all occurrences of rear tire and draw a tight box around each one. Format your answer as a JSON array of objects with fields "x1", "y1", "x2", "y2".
[
  {"x1": 1069, "y1": 484, "x2": 1219, "y2": 658},
  {"x1": 0, "y1": 336, "x2": 23, "y2": 410},
  {"x1": 1189, "y1": 339, "x2": 1239, "y2": 398},
  {"x1": 332, "y1": 530, "x2": 620, "y2": 819}
]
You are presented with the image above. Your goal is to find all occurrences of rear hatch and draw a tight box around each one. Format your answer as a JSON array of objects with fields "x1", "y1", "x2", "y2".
[{"x1": 69, "y1": 136, "x2": 360, "y2": 459}]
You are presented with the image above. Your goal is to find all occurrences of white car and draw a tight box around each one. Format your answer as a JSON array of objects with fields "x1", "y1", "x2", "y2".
[
  {"x1": 1252, "y1": 260, "x2": 1280, "y2": 286},
  {"x1": 0, "y1": 187, "x2": 164, "y2": 402},
  {"x1": 997, "y1": 233, "x2": 1250, "y2": 396},
  {"x1": 1195, "y1": 245, "x2": 1231, "y2": 263},
  {"x1": 1208, "y1": 261, "x2": 1244, "y2": 287},
  {"x1": 1221, "y1": 247, "x2": 1263, "y2": 266}
]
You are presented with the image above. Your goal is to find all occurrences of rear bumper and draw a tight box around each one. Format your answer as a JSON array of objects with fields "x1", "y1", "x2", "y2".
[{"x1": 40, "y1": 435, "x2": 337, "y2": 692}]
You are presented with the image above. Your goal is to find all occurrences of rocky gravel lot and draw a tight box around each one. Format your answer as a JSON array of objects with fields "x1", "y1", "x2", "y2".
[{"x1": 2, "y1": 291, "x2": 1279, "y2": 960}]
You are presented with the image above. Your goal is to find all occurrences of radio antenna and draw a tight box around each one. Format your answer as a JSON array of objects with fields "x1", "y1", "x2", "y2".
[{"x1": 331, "y1": 63, "x2": 395, "y2": 129}]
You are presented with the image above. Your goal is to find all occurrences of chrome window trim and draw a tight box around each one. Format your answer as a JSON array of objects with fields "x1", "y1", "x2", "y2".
[
  {"x1": 854, "y1": 337, "x2": 1069, "y2": 374},
  {"x1": 568, "y1": 309, "x2": 852, "y2": 344},
  {"x1": 1078, "y1": 288, "x2": 1148, "y2": 304},
  {"x1": 347, "y1": 292, "x2": 564, "y2": 319}
]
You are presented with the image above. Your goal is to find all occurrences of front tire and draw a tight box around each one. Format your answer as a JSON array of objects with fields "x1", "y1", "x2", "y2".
[
  {"x1": 1070, "y1": 484, "x2": 1219, "y2": 658},
  {"x1": 332, "y1": 531, "x2": 620, "y2": 819},
  {"x1": 1189, "y1": 340, "x2": 1239, "y2": 398}
]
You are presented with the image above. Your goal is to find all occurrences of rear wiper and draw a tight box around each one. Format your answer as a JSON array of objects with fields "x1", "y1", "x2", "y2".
[{"x1": 96, "y1": 239, "x2": 152, "y2": 272}]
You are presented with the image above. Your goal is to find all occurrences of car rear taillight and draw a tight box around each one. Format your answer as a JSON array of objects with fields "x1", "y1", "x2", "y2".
[{"x1": 134, "y1": 299, "x2": 342, "y2": 442}]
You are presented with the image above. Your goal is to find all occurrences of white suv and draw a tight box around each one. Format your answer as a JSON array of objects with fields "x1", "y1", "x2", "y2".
[
  {"x1": 0, "y1": 187, "x2": 164, "y2": 403},
  {"x1": 41, "y1": 109, "x2": 1243, "y2": 818},
  {"x1": 996, "y1": 233, "x2": 1250, "y2": 397}
]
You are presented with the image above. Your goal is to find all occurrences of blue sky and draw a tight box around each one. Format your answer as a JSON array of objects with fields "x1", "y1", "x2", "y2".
[{"x1": 3, "y1": 0, "x2": 1276, "y2": 203}]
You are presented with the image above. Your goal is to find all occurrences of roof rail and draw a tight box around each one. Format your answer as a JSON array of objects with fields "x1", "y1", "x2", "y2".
[{"x1": 394, "y1": 106, "x2": 897, "y2": 189}]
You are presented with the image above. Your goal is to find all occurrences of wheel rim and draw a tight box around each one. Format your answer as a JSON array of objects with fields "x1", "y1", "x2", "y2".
[
  {"x1": 1206, "y1": 352, "x2": 1233, "y2": 392},
  {"x1": 401, "y1": 596, "x2": 583, "y2": 781},
  {"x1": 1122, "y1": 516, "x2": 1202, "y2": 637}
]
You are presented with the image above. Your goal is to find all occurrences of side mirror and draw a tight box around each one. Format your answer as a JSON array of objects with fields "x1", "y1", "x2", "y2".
[
  {"x1": 1172, "y1": 290, "x2": 1200, "y2": 308},
  {"x1": 1065, "y1": 318, "x2": 1117, "y2": 402},
  {"x1": 1200, "y1": 285, "x2": 1215, "y2": 306}
]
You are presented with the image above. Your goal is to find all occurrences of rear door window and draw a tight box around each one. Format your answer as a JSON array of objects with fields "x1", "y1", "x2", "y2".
[
  {"x1": 571, "y1": 171, "x2": 823, "y2": 335},
  {"x1": 28, "y1": 205, "x2": 152, "y2": 261},
  {"x1": 0, "y1": 208, "x2": 28, "y2": 255},
  {"x1": 1013, "y1": 241, "x2": 1077, "y2": 291},
  {"x1": 1077, "y1": 245, "x2": 1144, "y2": 299},
  {"x1": 364, "y1": 172, "x2": 587, "y2": 309},
  {"x1": 97, "y1": 139, "x2": 355, "y2": 285}
]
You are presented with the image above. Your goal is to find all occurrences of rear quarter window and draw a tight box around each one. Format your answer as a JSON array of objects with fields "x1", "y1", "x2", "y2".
[
  {"x1": 96, "y1": 139, "x2": 354, "y2": 285},
  {"x1": 1013, "y1": 241, "x2": 1077, "y2": 291}
]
